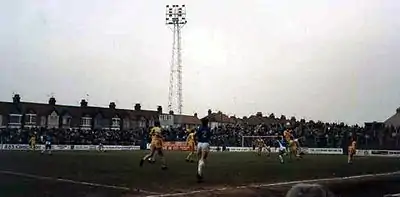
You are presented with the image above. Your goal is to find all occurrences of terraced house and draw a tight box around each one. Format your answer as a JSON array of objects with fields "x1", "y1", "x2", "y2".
[{"x1": 0, "y1": 94, "x2": 201, "y2": 130}]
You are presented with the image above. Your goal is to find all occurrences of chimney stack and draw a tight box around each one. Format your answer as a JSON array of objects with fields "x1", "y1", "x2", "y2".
[
  {"x1": 256, "y1": 112, "x2": 262, "y2": 117},
  {"x1": 208, "y1": 109, "x2": 212, "y2": 116},
  {"x1": 397, "y1": 107, "x2": 400, "y2": 114},
  {"x1": 109, "y1": 102, "x2": 116, "y2": 109},
  {"x1": 13, "y1": 94, "x2": 21, "y2": 103},
  {"x1": 80, "y1": 99, "x2": 88, "y2": 107},
  {"x1": 49, "y1": 97, "x2": 56, "y2": 105},
  {"x1": 169, "y1": 110, "x2": 174, "y2": 115},
  {"x1": 157, "y1": 106, "x2": 162, "y2": 114},
  {"x1": 134, "y1": 103, "x2": 141, "y2": 111},
  {"x1": 194, "y1": 113, "x2": 198, "y2": 117}
]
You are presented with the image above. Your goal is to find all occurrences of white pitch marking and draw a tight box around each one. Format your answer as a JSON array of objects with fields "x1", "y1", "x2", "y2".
[
  {"x1": 0, "y1": 170, "x2": 160, "y2": 195},
  {"x1": 147, "y1": 171, "x2": 400, "y2": 197},
  {"x1": 384, "y1": 193, "x2": 400, "y2": 197}
]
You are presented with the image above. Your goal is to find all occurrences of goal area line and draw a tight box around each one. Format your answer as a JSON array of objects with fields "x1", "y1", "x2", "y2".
[{"x1": 146, "y1": 171, "x2": 400, "y2": 197}]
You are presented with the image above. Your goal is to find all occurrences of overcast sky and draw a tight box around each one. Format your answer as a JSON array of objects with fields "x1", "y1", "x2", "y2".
[{"x1": 1, "y1": 0, "x2": 399, "y2": 125}]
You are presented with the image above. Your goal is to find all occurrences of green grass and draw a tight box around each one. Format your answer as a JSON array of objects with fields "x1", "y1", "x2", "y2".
[{"x1": 0, "y1": 150, "x2": 399, "y2": 197}]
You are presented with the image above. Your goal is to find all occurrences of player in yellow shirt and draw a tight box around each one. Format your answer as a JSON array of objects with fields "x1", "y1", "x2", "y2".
[
  {"x1": 185, "y1": 129, "x2": 196, "y2": 162},
  {"x1": 288, "y1": 138, "x2": 300, "y2": 160},
  {"x1": 348, "y1": 139, "x2": 357, "y2": 164},
  {"x1": 140, "y1": 122, "x2": 167, "y2": 170},
  {"x1": 29, "y1": 134, "x2": 36, "y2": 151},
  {"x1": 283, "y1": 128, "x2": 293, "y2": 153},
  {"x1": 254, "y1": 138, "x2": 265, "y2": 156},
  {"x1": 284, "y1": 129, "x2": 293, "y2": 143}
]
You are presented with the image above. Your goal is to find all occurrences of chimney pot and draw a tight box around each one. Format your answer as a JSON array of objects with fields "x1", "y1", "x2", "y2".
[
  {"x1": 13, "y1": 94, "x2": 21, "y2": 103},
  {"x1": 134, "y1": 103, "x2": 141, "y2": 111},
  {"x1": 80, "y1": 99, "x2": 88, "y2": 107},
  {"x1": 49, "y1": 97, "x2": 56, "y2": 105},
  {"x1": 109, "y1": 102, "x2": 116, "y2": 109}
]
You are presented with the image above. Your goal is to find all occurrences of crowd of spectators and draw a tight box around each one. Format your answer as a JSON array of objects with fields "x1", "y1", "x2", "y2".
[
  {"x1": 0, "y1": 128, "x2": 143, "y2": 146},
  {"x1": 208, "y1": 121, "x2": 400, "y2": 150},
  {"x1": 0, "y1": 120, "x2": 399, "y2": 150}
]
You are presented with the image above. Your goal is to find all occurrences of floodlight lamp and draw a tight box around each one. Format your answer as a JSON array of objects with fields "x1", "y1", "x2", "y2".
[{"x1": 166, "y1": 5, "x2": 169, "y2": 7}]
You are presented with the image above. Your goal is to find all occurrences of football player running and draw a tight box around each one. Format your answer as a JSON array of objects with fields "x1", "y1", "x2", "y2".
[
  {"x1": 196, "y1": 118, "x2": 212, "y2": 182},
  {"x1": 277, "y1": 136, "x2": 287, "y2": 164},
  {"x1": 348, "y1": 138, "x2": 357, "y2": 164},
  {"x1": 186, "y1": 129, "x2": 196, "y2": 163},
  {"x1": 140, "y1": 121, "x2": 167, "y2": 170},
  {"x1": 41, "y1": 133, "x2": 52, "y2": 155}
]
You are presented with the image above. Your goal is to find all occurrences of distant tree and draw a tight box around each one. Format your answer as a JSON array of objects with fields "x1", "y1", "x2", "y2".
[
  {"x1": 256, "y1": 112, "x2": 263, "y2": 117},
  {"x1": 242, "y1": 116, "x2": 248, "y2": 120},
  {"x1": 280, "y1": 115, "x2": 286, "y2": 120},
  {"x1": 290, "y1": 116, "x2": 296, "y2": 122}
]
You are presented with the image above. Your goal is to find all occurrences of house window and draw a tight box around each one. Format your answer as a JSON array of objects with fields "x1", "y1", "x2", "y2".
[
  {"x1": 9, "y1": 114, "x2": 22, "y2": 125},
  {"x1": 123, "y1": 118, "x2": 130, "y2": 129},
  {"x1": 112, "y1": 117, "x2": 120, "y2": 128},
  {"x1": 138, "y1": 120, "x2": 146, "y2": 128},
  {"x1": 94, "y1": 118, "x2": 102, "y2": 128},
  {"x1": 48, "y1": 112, "x2": 59, "y2": 128},
  {"x1": 25, "y1": 114, "x2": 37, "y2": 125},
  {"x1": 81, "y1": 117, "x2": 92, "y2": 127},
  {"x1": 62, "y1": 116, "x2": 72, "y2": 126},
  {"x1": 0, "y1": 115, "x2": 2, "y2": 126},
  {"x1": 41, "y1": 116, "x2": 47, "y2": 127},
  {"x1": 148, "y1": 119, "x2": 154, "y2": 127}
]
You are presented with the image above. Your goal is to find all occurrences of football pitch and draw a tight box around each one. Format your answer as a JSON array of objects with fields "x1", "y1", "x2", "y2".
[{"x1": 0, "y1": 151, "x2": 399, "y2": 197}]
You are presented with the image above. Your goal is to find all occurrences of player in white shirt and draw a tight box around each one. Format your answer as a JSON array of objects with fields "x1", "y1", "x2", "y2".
[{"x1": 277, "y1": 137, "x2": 287, "y2": 164}]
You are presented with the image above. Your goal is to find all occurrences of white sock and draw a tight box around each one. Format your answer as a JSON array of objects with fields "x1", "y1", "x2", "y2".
[
  {"x1": 198, "y1": 159, "x2": 205, "y2": 175},
  {"x1": 279, "y1": 155, "x2": 284, "y2": 163}
]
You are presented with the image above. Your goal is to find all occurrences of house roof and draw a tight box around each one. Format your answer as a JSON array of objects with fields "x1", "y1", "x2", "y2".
[
  {"x1": 229, "y1": 116, "x2": 244, "y2": 124},
  {"x1": 245, "y1": 115, "x2": 277, "y2": 125},
  {"x1": 384, "y1": 107, "x2": 400, "y2": 128},
  {"x1": 0, "y1": 101, "x2": 159, "y2": 122},
  {"x1": 204, "y1": 112, "x2": 235, "y2": 124},
  {"x1": 174, "y1": 115, "x2": 201, "y2": 125}
]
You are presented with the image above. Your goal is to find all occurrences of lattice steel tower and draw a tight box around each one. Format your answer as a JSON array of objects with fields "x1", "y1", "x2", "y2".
[{"x1": 166, "y1": 4, "x2": 187, "y2": 115}]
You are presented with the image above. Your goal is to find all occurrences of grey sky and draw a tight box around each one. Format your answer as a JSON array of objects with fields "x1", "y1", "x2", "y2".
[{"x1": 1, "y1": 0, "x2": 399, "y2": 125}]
